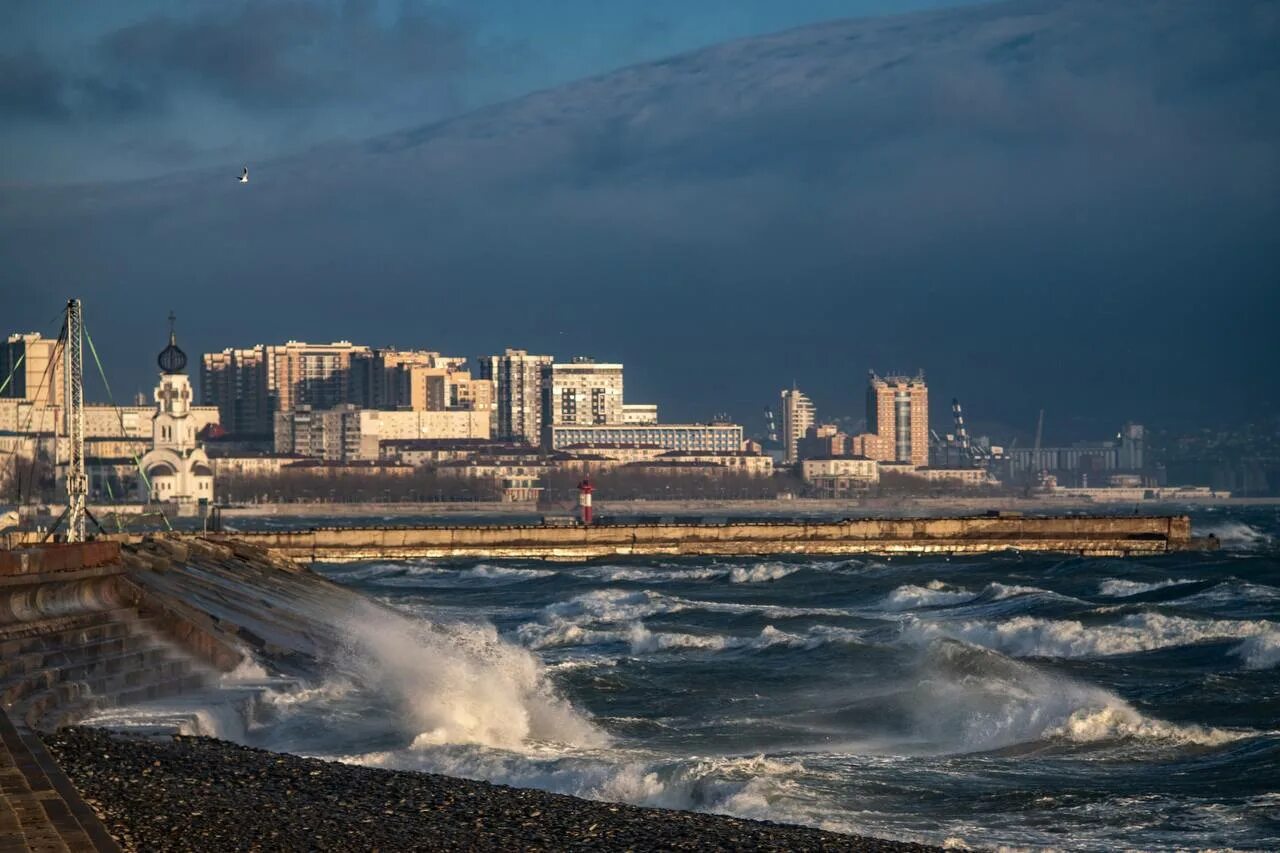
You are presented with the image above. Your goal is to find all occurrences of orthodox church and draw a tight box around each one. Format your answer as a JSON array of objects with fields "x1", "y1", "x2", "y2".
[{"x1": 136, "y1": 320, "x2": 214, "y2": 504}]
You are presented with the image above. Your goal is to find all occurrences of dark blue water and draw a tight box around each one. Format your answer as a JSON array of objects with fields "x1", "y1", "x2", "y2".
[{"x1": 246, "y1": 508, "x2": 1280, "y2": 850}]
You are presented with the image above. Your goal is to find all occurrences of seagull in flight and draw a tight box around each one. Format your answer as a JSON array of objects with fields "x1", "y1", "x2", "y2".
[{"x1": 237, "y1": 166, "x2": 249, "y2": 184}]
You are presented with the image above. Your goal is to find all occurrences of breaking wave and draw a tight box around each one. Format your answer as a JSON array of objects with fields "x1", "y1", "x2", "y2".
[
  {"x1": 1199, "y1": 521, "x2": 1273, "y2": 551},
  {"x1": 1229, "y1": 634, "x2": 1280, "y2": 670},
  {"x1": 904, "y1": 612, "x2": 1280, "y2": 664},
  {"x1": 730, "y1": 563, "x2": 800, "y2": 584},
  {"x1": 913, "y1": 642, "x2": 1251, "y2": 752},
  {"x1": 879, "y1": 581, "x2": 979, "y2": 611},
  {"x1": 336, "y1": 602, "x2": 604, "y2": 750},
  {"x1": 1097, "y1": 578, "x2": 1197, "y2": 597}
]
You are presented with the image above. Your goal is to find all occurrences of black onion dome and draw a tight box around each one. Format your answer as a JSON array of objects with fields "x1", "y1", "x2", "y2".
[{"x1": 158, "y1": 330, "x2": 187, "y2": 374}]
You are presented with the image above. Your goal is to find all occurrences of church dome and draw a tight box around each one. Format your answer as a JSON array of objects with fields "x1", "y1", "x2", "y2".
[{"x1": 158, "y1": 314, "x2": 187, "y2": 374}]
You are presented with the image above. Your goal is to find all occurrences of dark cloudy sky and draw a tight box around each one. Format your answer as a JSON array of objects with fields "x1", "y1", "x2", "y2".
[
  {"x1": 1, "y1": 0, "x2": 969, "y2": 183},
  {"x1": 2, "y1": 0, "x2": 1278, "y2": 441}
]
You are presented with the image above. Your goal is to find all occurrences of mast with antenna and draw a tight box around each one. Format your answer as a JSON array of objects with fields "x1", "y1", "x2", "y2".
[{"x1": 62, "y1": 298, "x2": 87, "y2": 542}]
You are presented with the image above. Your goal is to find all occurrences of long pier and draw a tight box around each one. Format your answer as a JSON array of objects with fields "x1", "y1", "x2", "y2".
[{"x1": 202, "y1": 514, "x2": 1210, "y2": 562}]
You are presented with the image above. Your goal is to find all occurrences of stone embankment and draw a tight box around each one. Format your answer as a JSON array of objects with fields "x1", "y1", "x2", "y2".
[
  {"x1": 0, "y1": 538, "x2": 360, "y2": 733},
  {"x1": 44, "y1": 728, "x2": 937, "y2": 853},
  {"x1": 205, "y1": 514, "x2": 1208, "y2": 562}
]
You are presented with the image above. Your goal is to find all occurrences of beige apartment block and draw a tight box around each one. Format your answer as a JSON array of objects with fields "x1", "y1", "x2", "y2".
[
  {"x1": 275, "y1": 406, "x2": 491, "y2": 462},
  {"x1": 622, "y1": 403, "x2": 659, "y2": 425},
  {"x1": 916, "y1": 467, "x2": 994, "y2": 486},
  {"x1": 780, "y1": 386, "x2": 815, "y2": 465},
  {"x1": 543, "y1": 359, "x2": 624, "y2": 427},
  {"x1": 864, "y1": 371, "x2": 929, "y2": 468},
  {"x1": 801, "y1": 457, "x2": 880, "y2": 484},
  {"x1": 1, "y1": 333, "x2": 64, "y2": 407},
  {"x1": 479, "y1": 349, "x2": 554, "y2": 446}
]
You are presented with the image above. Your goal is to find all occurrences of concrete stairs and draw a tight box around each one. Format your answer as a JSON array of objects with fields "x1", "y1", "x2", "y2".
[{"x1": 0, "y1": 609, "x2": 217, "y2": 732}]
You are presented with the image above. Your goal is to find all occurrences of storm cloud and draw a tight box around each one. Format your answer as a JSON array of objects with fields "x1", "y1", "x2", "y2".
[{"x1": 2, "y1": 0, "x2": 1278, "y2": 437}]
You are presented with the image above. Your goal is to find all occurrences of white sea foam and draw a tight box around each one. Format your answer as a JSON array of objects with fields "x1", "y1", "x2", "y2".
[
  {"x1": 880, "y1": 581, "x2": 978, "y2": 611},
  {"x1": 627, "y1": 622, "x2": 734, "y2": 654},
  {"x1": 458, "y1": 564, "x2": 556, "y2": 581},
  {"x1": 914, "y1": 641, "x2": 1250, "y2": 752},
  {"x1": 905, "y1": 612, "x2": 1280, "y2": 663},
  {"x1": 584, "y1": 566, "x2": 726, "y2": 583},
  {"x1": 349, "y1": 745, "x2": 812, "y2": 826},
  {"x1": 1097, "y1": 578, "x2": 1197, "y2": 597},
  {"x1": 336, "y1": 602, "x2": 605, "y2": 750},
  {"x1": 1228, "y1": 633, "x2": 1280, "y2": 669},
  {"x1": 1199, "y1": 521, "x2": 1273, "y2": 551},
  {"x1": 729, "y1": 563, "x2": 799, "y2": 584}
]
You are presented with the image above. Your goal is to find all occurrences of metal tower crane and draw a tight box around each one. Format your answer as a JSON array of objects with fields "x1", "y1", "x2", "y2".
[
  {"x1": 951, "y1": 398, "x2": 972, "y2": 453},
  {"x1": 764, "y1": 407, "x2": 779, "y2": 445},
  {"x1": 62, "y1": 298, "x2": 87, "y2": 542}
]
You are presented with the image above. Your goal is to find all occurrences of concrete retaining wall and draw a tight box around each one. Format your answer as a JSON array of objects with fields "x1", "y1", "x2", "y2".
[{"x1": 206, "y1": 515, "x2": 1201, "y2": 561}]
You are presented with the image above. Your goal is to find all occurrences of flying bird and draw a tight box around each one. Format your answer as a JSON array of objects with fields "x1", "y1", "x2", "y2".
[{"x1": 237, "y1": 166, "x2": 249, "y2": 184}]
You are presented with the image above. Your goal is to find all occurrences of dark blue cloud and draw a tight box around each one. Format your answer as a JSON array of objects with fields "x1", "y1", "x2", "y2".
[{"x1": 1, "y1": 0, "x2": 1277, "y2": 436}]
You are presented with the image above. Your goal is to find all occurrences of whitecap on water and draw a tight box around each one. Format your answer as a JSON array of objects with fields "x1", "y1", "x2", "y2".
[
  {"x1": 903, "y1": 611, "x2": 1280, "y2": 665},
  {"x1": 729, "y1": 563, "x2": 800, "y2": 584},
  {"x1": 1097, "y1": 578, "x2": 1198, "y2": 597}
]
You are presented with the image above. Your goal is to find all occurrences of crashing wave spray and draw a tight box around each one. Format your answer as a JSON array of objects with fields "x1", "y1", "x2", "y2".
[{"x1": 335, "y1": 602, "x2": 605, "y2": 751}]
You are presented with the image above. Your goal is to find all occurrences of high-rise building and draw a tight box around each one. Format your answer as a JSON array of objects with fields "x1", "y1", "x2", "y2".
[
  {"x1": 264, "y1": 341, "x2": 369, "y2": 414},
  {"x1": 350, "y1": 349, "x2": 466, "y2": 409},
  {"x1": 406, "y1": 367, "x2": 493, "y2": 415},
  {"x1": 861, "y1": 371, "x2": 929, "y2": 468},
  {"x1": 542, "y1": 358, "x2": 625, "y2": 430},
  {"x1": 202, "y1": 346, "x2": 268, "y2": 436},
  {"x1": 479, "y1": 349, "x2": 554, "y2": 446},
  {"x1": 1, "y1": 333, "x2": 64, "y2": 407},
  {"x1": 203, "y1": 341, "x2": 372, "y2": 435},
  {"x1": 780, "y1": 386, "x2": 815, "y2": 465}
]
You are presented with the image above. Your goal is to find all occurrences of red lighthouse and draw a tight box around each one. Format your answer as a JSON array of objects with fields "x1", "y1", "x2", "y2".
[{"x1": 577, "y1": 479, "x2": 595, "y2": 526}]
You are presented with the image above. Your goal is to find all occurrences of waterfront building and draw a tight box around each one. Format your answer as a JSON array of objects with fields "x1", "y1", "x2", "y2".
[
  {"x1": 915, "y1": 467, "x2": 994, "y2": 486},
  {"x1": 274, "y1": 406, "x2": 490, "y2": 463},
  {"x1": 407, "y1": 368, "x2": 493, "y2": 415},
  {"x1": 800, "y1": 457, "x2": 880, "y2": 496},
  {"x1": 622, "y1": 403, "x2": 659, "y2": 425},
  {"x1": 201, "y1": 346, "x2": 269, "y2": 436},
  {"x1": 349, "y1": 348, "x2": 466, "y2": 409},
  {"x1": 202, "y1": 340, "x2": 372, "y2": 436},
  {"x1": 542, "y1": 358, "x2": 624, "y2": 428},
  {"x1": 797, "y1": 424, "x2": 848, "y2": 460},
  {"x1": 780, "y1": 386, "x2": 815, "y2": 465},
  {"x1": 547, "y1": 423, "x2": 744, "y2": 454},
  {"x1": 850, "y1": 371, "x2": 929, "y2": 468},
  {"x1": 1, "y1": 333, "x2": 64, "y2": 407},
  {"x1": 479, "y1": 349, "x2": 553, "y2": 446},
  {"x1": 136, "y1": 326, "x2": 214, "y2": 505}
]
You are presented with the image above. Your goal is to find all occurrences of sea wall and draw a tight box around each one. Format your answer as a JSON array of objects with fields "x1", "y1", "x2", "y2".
[{"x1": 206, "y1": 515, "x2": 1202, "y2": 561}]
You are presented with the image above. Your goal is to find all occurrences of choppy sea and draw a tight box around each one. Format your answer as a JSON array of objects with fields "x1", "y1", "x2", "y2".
[{"x1": 111, "y1": 508, "x2": 1280, "y2": 849}]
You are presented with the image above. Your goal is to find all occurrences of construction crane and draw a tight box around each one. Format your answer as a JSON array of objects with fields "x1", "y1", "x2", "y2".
[
  {"x1": 1034, "y1": 408, "x2": 1045, "y2": 453},
  {"x1": 951, "y1": 397, "x2": 990, "y2": 465},
  {"x1": 763, "y1": 407, "x2": 779, "y2": 445},
  {"x1": 951, "y1": 398, "x2": 972, "y2": 453}
]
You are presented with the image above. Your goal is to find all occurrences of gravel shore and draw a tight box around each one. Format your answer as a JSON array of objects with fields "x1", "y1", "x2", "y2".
[{"x1": 44, "y1": 728, "x2": 938, "y2": 852}]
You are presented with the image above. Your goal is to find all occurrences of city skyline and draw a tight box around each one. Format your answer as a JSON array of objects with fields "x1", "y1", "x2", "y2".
[{"x1": 3, "y1": 0, "x2": 1277, "y2": 439}]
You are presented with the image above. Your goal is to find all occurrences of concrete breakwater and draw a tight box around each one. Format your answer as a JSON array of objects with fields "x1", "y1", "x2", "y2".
[
  {"x1": 0, "y1": 538, "x2": 363, "y2": 733},
  {"x1": 204, "y1": 514, "x2": 1209, "y2": 562}
]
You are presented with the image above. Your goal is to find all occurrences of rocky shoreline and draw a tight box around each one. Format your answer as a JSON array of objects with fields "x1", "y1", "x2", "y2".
[{"x1": 44, "y1": 728, "x2": 938, "y2": 852}]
